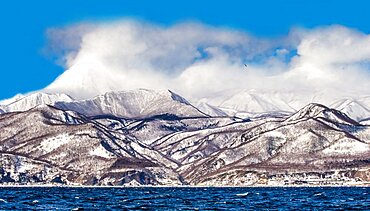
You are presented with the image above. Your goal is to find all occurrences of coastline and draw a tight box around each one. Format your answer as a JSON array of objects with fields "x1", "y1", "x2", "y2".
[{"x1": 0, "y1": 184, "x2": 369, "y2": 188}]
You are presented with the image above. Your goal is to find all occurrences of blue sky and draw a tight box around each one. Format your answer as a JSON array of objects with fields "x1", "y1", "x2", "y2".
[{"x1": 0, "y1": 0, "x2": 369, "y2": 100}]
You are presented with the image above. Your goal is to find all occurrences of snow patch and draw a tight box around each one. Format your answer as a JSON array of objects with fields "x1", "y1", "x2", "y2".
[
  {"x1": 322, "y1": 139, "x2": 370, "y2": 155},
  {"x1": 40, "y1": 134, "x2": 72, "y2": 153},
  {"x1": 17, "y1": 163, "x2": 39, "y2": 173},
  {"x1": 264, "y1": 131, "x2": 285, "y2": 139},
  {"x1": 90, "y1": 144, "x2": 114, "y2": 159}
]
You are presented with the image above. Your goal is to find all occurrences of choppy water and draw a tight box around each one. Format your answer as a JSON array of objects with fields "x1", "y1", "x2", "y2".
[{"x1": 0, "y1": 187, "x2": 368, "y2": 210}]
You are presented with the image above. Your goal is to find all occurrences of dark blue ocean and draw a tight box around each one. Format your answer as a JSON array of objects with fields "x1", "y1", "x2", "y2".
[{"x1": 0, "y1": 187, "x2": 369, "y2": 210}]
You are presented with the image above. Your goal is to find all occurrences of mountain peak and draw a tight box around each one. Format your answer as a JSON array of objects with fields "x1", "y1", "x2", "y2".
[
  {"x1": 289, "y1": 103, "x2": 328, "y2": 118},
  {"x1": 331, "y1": 98, "x2": 370, "y2": 122},
  {"x1": 219, "y1": 90, "x2": 297, "y2": 114},
  {"x1": 286, "y1": 103, "x2": 360, "y2": 125}
]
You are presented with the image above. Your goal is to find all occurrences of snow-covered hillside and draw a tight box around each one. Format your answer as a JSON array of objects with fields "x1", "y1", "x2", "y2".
[{"x1": 193, "y1": 101, "x2": 228, "y2": 117}]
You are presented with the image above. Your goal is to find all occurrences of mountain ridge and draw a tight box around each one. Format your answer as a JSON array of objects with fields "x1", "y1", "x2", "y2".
[{"x1": 2, "y1": 89, "x2": 370, "y2": 121}]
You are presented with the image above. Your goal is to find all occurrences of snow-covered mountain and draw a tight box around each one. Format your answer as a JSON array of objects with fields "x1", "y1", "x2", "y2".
[
  {"x1": 0, "y1": 88, "x2": 370, "y2": 186},
  {"x1": 0, "y1": 98, "x2": 369, "y2": 186},
  {"x1": 214, "y1": 89, "x2": 370, "y2": 121},
  {"x1": 331, "y1": 97, "x2": 370, "y2": 122},
  {"x1": 2, "y1": 89, "x2": 370, "y2": 121},
  {"x1": 218, "y1": 90, "x2": 297, "y2": 113},
  {"x1": 285, "y1": 103, "x2": 360, "y2": 125},
  {"x1": 0, "y1": 105, "x2": 182, "y2": 185},
  {"x1": 54, "y1": 89, "x2": 207, "y2": 118},
  {"x1": 0, "y1": 89, "x2": 207, "y2": 119},
  {"x1": 148, "y1": 103, "x2": 370, "y2": 186}
]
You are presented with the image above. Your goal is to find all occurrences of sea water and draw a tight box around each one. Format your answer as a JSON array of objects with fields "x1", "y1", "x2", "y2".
[{"x1": 0, "y1": 187, "x2": 368, "y2": 210}]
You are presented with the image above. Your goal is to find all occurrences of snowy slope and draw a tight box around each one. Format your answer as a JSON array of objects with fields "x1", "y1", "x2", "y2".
[
  {"x1": 361, "y1": 119, "x2": 370, "y2": 125},
  {"x1": 0, "y1": 93, "x2": 24, "y2": 105},
  {"x1": 193, "y1": 101, "x2": 228, "y2": 117}
]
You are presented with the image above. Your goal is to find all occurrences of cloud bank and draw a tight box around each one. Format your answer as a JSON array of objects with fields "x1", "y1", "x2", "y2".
[{"x1": 43, "y1": 20, "x2": 370, "y2": 105}]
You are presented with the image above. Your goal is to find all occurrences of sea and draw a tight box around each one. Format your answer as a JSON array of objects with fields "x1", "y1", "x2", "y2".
[{"x1": 0, "y1": 187, "x2": 369, "y2": 210}]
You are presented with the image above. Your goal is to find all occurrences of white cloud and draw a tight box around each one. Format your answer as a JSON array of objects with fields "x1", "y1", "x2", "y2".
[
  {"x1": 43, "y1": 20, "x2": 370, "y2": 105},
  {"x1": 296, "y1": 25, "x2": 370, "y2": 64}
]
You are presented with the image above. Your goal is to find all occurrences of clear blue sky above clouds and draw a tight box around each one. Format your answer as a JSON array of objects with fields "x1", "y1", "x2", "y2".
[{"x1": 0, "y1": 0, "x2": 369, "y2": 99}]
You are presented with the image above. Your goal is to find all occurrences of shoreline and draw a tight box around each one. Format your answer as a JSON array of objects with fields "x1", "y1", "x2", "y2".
[{"x1": 0, "y1": 184, "x2": 369, "y2": 188}]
